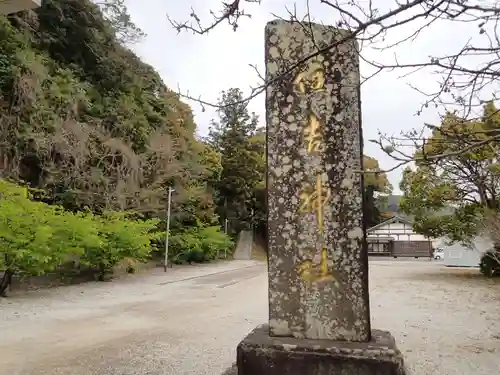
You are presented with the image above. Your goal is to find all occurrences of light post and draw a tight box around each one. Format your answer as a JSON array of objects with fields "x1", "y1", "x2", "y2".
[
  {"x1": 224, "y1": 198, "x2": 228, "y2": 234},
  {"x1": 163, "y1": 187, "x2": 174, "y2": 272},
  {"x1": 223, "y1": 198, "x2": 229, "y2": 259}
]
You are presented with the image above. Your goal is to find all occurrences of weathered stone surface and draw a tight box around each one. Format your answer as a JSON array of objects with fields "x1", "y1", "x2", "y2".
[
  {"x1": 265, "y1": 19, "x2": 370, "y2": 341},
  {"x1": 236, "y1": 324, "x2": 406, "y2": 375},
  {"x1": 221, "y1": 363, "x2": 237, "y2": 375}
]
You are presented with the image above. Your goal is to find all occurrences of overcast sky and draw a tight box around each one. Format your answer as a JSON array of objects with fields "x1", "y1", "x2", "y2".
[{"x1": 124, "y1": 0, "x2": 482, "y2": 193}]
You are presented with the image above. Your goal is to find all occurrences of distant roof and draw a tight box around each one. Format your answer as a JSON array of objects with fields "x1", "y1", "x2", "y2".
[{"x1": 367, "y1": 215, "x2": 413, "y2": 232}]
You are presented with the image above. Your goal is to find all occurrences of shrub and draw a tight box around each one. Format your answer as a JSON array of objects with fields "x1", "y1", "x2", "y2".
[
  {"x1": 198, "y1": 226, "x2": 234, "y2": 260},
  {"x1": 81, "y1": 212, "x2": 159, "y2": 279},
  {"x1": 0, "y1": 179, "x2": 159, "y2": 293},
  {"x1": 479, "y1": 249, "x2": 500, "y2": 277},
  {"x1": 0, "y1": 179, "x2": 230, "y2": 295},
  {"x1": 156, "y1": 226, "x2": 234, "y2": 264},
  {"x1": 0, "y1": 180, "x2": 99, "y2": 294}
]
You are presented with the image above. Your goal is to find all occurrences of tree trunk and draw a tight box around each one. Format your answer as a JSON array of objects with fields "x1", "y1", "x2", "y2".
[{"x1": 0, "y1": 269, "x2": 14, "y2": 297}]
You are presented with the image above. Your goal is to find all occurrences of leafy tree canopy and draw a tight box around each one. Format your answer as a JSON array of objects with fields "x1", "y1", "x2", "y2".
[
  {"x1": 362, "y1": 155, "x2": 392, "y2": 228},
  {"x1": 207, "y1": 88, "x2": 265, "y2": 234},
  {"x1": 363, "y1": 155, "x2": 392, "y2": 193},
  {"x1": 400, "y1": 101, "x2": 500, "y2": 242}
]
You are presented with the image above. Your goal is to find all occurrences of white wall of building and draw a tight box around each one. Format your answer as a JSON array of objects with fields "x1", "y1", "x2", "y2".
[
  {"x1": 442, "y1": 236, "x2": 492, "y2": 267},
  {"x1": 369, "y1": 221, "x2": 427, "y2": 241}
]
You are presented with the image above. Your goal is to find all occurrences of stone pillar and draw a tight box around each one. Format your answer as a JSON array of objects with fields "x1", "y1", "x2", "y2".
[
  {"x1": 229, "y1": 19, "x2": 406, "y2": 375},
  {"x1": 265, "y1": 19, "x2": 369, "y2": 343}
]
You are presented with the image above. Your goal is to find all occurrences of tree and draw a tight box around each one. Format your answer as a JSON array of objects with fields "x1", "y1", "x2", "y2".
[
  {"x1": 363, "y1": 155, "x2": 393, "y2": 228},
  {"x1": 96, "y1": 0, "x2": 145, "y2": 44},
  {"x1": 0, "y1": 179, "x2": 160, "y2": 295},
  {"x1": 248, "y1": 128, "x2": 267, "y2": 235},
  {"x1": 400, "y1": 101, "x2": 500, "y2": 241},
  {"x1": 207, "y1": 88, "x2": 265, "y2": 234}
]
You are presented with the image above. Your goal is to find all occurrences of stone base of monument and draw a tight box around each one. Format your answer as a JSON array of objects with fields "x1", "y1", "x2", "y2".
[{"x1": 229, "y1": 324, "x2": 406, "y2": 375}]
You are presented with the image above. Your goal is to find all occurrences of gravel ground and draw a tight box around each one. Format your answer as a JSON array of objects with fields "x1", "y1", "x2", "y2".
[
  {"x1": 371, "y1": 260, "x2": 500, "y2": 375},
  {"x1": 0, "y1": 259, "x2": 499, "y2": 375}
]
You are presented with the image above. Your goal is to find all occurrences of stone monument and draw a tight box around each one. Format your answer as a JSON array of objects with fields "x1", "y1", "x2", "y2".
[{"x1": 224, "y1": 20, "x2": 406, "y2": 375}]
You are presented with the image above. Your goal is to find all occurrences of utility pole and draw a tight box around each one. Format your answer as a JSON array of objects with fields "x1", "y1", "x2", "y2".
[
  {"x1": 224, "y1": 198, "x2": 229, "y2": 234},
  {"x1": 224, "y1": 198, "x2": 229, "y2": 259},
  {"x1": 251, "y1": 207, "x2": 255, "y2": 251},
  {"x1": 164, "y1": 187, "x2": 174, "y2": 272}
]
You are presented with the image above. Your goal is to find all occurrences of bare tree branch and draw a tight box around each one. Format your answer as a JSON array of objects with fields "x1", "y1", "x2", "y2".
[{"x1": 168, "y1": 0, "x2": 500, "y2": 173}]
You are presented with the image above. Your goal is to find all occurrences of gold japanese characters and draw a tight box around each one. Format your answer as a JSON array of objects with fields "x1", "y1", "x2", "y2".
[
  {"x1": 303, "y1": 113, "x2": 323, "y2": 153},
  {"x1": 293, "y1": 62, "x2": 326, "y2": 94},
  {"x1": 297, "y1": 172, "x2": 336, "y2": 284},
  {"x1": 293, "y1": 60, "x2": 337, "y2": 285},
  {"x1": 296, "y1": 248, "x2": 335, "y2": 284},
  {"x1": 298, "y1": 173, "x2": 330, "y2": 232}
]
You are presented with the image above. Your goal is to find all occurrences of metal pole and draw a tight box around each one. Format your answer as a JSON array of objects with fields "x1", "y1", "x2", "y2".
[
  {"x1": 224, "y1": 198, "x2": 228, "y2": 234},
  {"x1": 251, "y1": 208, "x2": 255, "y2": 257},
  {"x1": 164, "y1": 187, "x2": 174, "y2": 272},
  {"x1": 223, "y1": 218, "x2": 228, "y2": 259},
  {"x1": 223, "y1": 198, "x2": 229, "y2": 259}
]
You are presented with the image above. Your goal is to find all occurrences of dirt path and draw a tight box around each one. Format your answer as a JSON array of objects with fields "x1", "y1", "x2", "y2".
[
  {"x1": 0, "y1": 259, "x2": 499, "y2": 375},
  {"x1": 232, "y1": 231, "x2": 253, "y2": 260},
  {"x1": 0, "y1": 260, "x2": 266, "y2": 375}
]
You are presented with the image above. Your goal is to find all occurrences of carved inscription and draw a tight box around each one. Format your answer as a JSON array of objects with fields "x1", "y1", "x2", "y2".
[
  {"x1": 304, "y1": 113, "x2": 323, "y2": 153},
  {"x1": 293, "y1": 63, "x2": 326, "y2": 94},
  {"x1": 296, "y1": 248, "x2": 335, "y2": 283},
  {"x1": 298, "y1": 172, "x2": 330, "y2": 232},
  {"x1": 297, "y1": 173, "x2": 336, "y2": 284},
  {"x1": 293, "y1": 59, "x2": 337, "y2": 284}
]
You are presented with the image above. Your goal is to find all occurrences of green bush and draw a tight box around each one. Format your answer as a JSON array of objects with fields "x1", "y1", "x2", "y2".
[
  {"x1": 479, "y1": 250, "x2": 500, "y2": 277},
  {"x1": 0, "y1": 179, "x2": 159, "y2": 292},
  {"x1": 80, "y1": 212, "x2": 159, "y2": 280},
  {"x1": 0, "y1": 179, "x2": 232, "y2": 295},
  {"x1": 198, "y1": 226, "x2": 234, "y2": 259},
  {"x1": 155, "y1": 226, "x2": 233, "y2": 264},
  {"x1": 0, "y1": 180, "x2": 95, "y2": 274}
]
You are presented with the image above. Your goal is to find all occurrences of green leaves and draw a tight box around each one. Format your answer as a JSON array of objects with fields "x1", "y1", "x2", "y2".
[
  {"x1": 79, "y1": 211, "x2": 159, "y2": 273},
  {"x1": 166, "y1": 226, "x2": 234, "y2": 264},
  {"x1": 0, "y1": 180, "x2": 79, "y2": 275},
  {"x1": 0, "y1": 1, "x2": 223, "y2": 225},
  {"x1": 0, "y1": 179, "x2": 159, "y2": 278},
  {"x1": 401, "y1": 101, "x2": 500, "y2": 242},
  {"x1": 363, "y1": 155, "x2": 392, "y2": 193},
  {"x1": 208, "y1": 88, "x2": 266, "y2": 233}
]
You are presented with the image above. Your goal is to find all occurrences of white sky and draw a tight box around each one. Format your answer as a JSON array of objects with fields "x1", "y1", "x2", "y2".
[{"x1": 124, "y1": 0, "x2": 486, "y2": 193}]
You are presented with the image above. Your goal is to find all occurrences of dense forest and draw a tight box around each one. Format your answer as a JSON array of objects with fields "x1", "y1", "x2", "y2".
[{"x1": 0, "y1": 0, "x2": 391, "y2": 295}]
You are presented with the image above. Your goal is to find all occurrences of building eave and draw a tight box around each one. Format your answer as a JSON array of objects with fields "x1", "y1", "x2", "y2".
[{"x1": 366, "y1": 214, "x2": 413, "y2": 233}]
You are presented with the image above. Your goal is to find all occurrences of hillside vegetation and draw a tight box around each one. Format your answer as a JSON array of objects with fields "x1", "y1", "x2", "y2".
[{"x1": 0, "y1": 0, "x2": 234, "y2": 295}]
